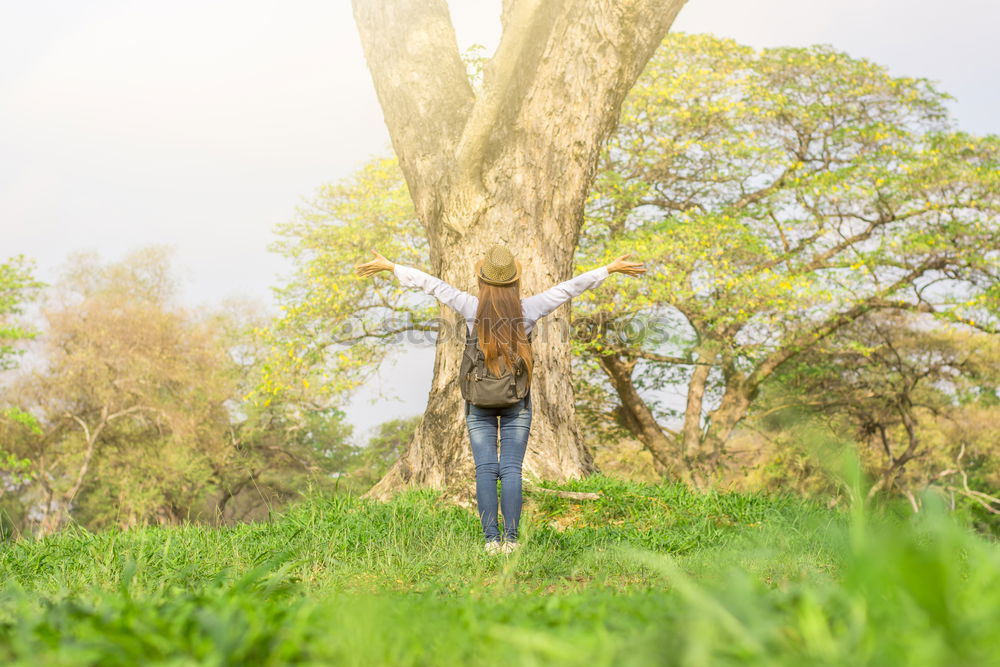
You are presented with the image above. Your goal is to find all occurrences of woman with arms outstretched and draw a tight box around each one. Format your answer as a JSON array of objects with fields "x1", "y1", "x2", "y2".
[{"x1": 355, "y1": 245, "x2": 645, "y2": 554}]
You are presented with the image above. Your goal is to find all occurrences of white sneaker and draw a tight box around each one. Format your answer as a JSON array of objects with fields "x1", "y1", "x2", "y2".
[
  {"x1": 500, "y1": 541, "x2": 520, "y2": 554},
  {"x1": 485, "y1": 541, "x2": 503, "y2": 554}
]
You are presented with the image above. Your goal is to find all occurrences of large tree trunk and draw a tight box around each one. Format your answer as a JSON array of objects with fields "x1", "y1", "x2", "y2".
[{"x1": 355, "y1": 0, "x2": 687, "y2": 499}]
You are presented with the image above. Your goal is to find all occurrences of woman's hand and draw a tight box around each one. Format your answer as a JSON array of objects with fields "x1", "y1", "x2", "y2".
[
  {"x1": 607, "y1": 253, "x2": 646, "y2": 277},
  {"x1": 355, "y1": 250, "x2": 395, "y2": 277}
]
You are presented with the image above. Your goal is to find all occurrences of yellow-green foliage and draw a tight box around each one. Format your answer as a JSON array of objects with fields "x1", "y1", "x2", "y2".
[
  {"x1": 0, "y1": 255, "x2": 42, "y2": 371},
  {"x1": 0, "y1": 255, "x2": 43, "y2": 485},
  {"x1": 259, "y1": 157, "x2": 426, "y2": 403},
  {"x1": 578, "y1": 33, "x2": 999, "y2": 360}
]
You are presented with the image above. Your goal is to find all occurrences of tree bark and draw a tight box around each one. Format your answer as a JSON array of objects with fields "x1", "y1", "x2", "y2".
[
  {"x1": 355, "y1": 0, "x2": 687, "y2": 499},
  {"x1": 679, "y1": 343, "x2": 718, "y2": 486},
  {"x1": 597, "y1": 353, "x2": 681, "y2": 477},
  {"x1": 701, "y1": 382, "x2": 752, "y2": 467},
  {"x1": 866, "y1": 403, "x2": 924, "y2": 501}
]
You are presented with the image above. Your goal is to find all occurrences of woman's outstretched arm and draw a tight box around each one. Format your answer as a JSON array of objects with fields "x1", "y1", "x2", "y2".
[
  {"x1": 355, "y1": 250, "x2": 478, "y2": 325},
  {"x1": 521, "y1": 254, "x2": 646, "y2": 323}
]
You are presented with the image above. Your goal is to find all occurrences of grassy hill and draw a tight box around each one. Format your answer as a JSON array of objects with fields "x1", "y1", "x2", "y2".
[{"x1": 2, "y1": 475, "x2": 998, "y2": 666}]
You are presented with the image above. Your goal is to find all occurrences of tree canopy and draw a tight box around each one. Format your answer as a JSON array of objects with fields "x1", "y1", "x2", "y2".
[
  {"x1": 574, "y1": 34, "x2": 1000, "y2": 484},
  {"x1": 0, "y1": 249, "x2": 354, "y2": 534}
]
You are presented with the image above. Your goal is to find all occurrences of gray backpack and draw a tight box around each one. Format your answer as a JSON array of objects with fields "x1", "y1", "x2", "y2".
[{"x1": 459, "y1": 325, "x2": 531, "y2": 408}]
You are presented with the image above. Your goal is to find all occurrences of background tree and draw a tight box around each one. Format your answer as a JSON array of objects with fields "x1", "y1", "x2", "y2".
[
  {"x1": 8, "y1": 248, "x2": 235, "y2": 533},
  {"x1": 215, "y1": 298, "x2": 356, "y2": 523},
  {"x1": 0, "y1": 250, "x2": 352, "y2": 534},
  {"x1": 574, "y1": 34, "x2": 1000, "y2": 486},
  {"x1": 346, "y1": 416, "x2": 422, "y2": 492},
  {"x1": 761, "y1": 312, "x2": 1000, "y2": 510}
]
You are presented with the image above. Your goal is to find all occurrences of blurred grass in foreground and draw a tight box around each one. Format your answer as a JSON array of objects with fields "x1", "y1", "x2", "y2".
[{"x1": 1, "y1": 474, "x2": 998, "y2": 666}]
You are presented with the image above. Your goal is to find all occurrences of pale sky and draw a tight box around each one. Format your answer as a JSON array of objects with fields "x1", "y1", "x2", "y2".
[{"x1": 3, "y1": 0, "x2": 998, "y2": 440}]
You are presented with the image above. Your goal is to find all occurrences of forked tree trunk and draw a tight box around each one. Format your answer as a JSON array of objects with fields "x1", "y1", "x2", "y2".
[
  {"x1": 354, "y1": 0, "x2": 687, "y2": 499},
  {"x1": 597, "y1": 353, "x2": 680, "y2": 477}
]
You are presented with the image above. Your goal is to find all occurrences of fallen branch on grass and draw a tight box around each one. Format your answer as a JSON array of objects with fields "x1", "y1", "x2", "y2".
[{"x1": 525, "y1": 483, "x2": 601, "y2": 501}]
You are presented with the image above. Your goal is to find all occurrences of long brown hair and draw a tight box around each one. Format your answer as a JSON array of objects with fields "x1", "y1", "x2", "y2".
[{"x1": 475, "y1": 278, "x2": 533, "y2": 380}]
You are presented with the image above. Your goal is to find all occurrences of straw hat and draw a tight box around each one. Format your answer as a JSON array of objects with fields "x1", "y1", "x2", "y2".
[{"x1": 475, "y1": 244, "x2": 522, "y2": 286}]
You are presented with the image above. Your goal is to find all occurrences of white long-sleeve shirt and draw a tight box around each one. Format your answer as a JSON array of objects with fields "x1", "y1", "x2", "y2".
[{"x1": 392, "y1": 263, "x2": 611, "y2": 336}]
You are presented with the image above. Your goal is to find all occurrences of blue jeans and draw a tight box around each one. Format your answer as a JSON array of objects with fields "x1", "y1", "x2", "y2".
[{"x1": 465, "y1": 392, "x2": 532, "y2": 542}]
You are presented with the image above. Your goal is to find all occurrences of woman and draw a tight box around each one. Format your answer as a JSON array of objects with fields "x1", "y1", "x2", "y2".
[{"x1": 355, "y1": 245, "x2": 645, "y2": 553}]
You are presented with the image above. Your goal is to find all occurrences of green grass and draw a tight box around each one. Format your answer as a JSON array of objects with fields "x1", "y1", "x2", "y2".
[{"x1": 1, "y1": 475, "x2": 998, "y2": 666}]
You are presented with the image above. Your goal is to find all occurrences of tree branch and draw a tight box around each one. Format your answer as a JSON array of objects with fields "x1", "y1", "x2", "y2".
[
  {"x1": 455, "y1": 0, "x2": 553, "y2": 175},
  {"x1": 525, "y1": 481, "x2": 600, "y2": 500},
  {"x1": 351, "y1": 0, "x2": 474, "y2": 226},
  {"x1": 747, "y1": 258, "x2": 949, "y2": 390}
]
